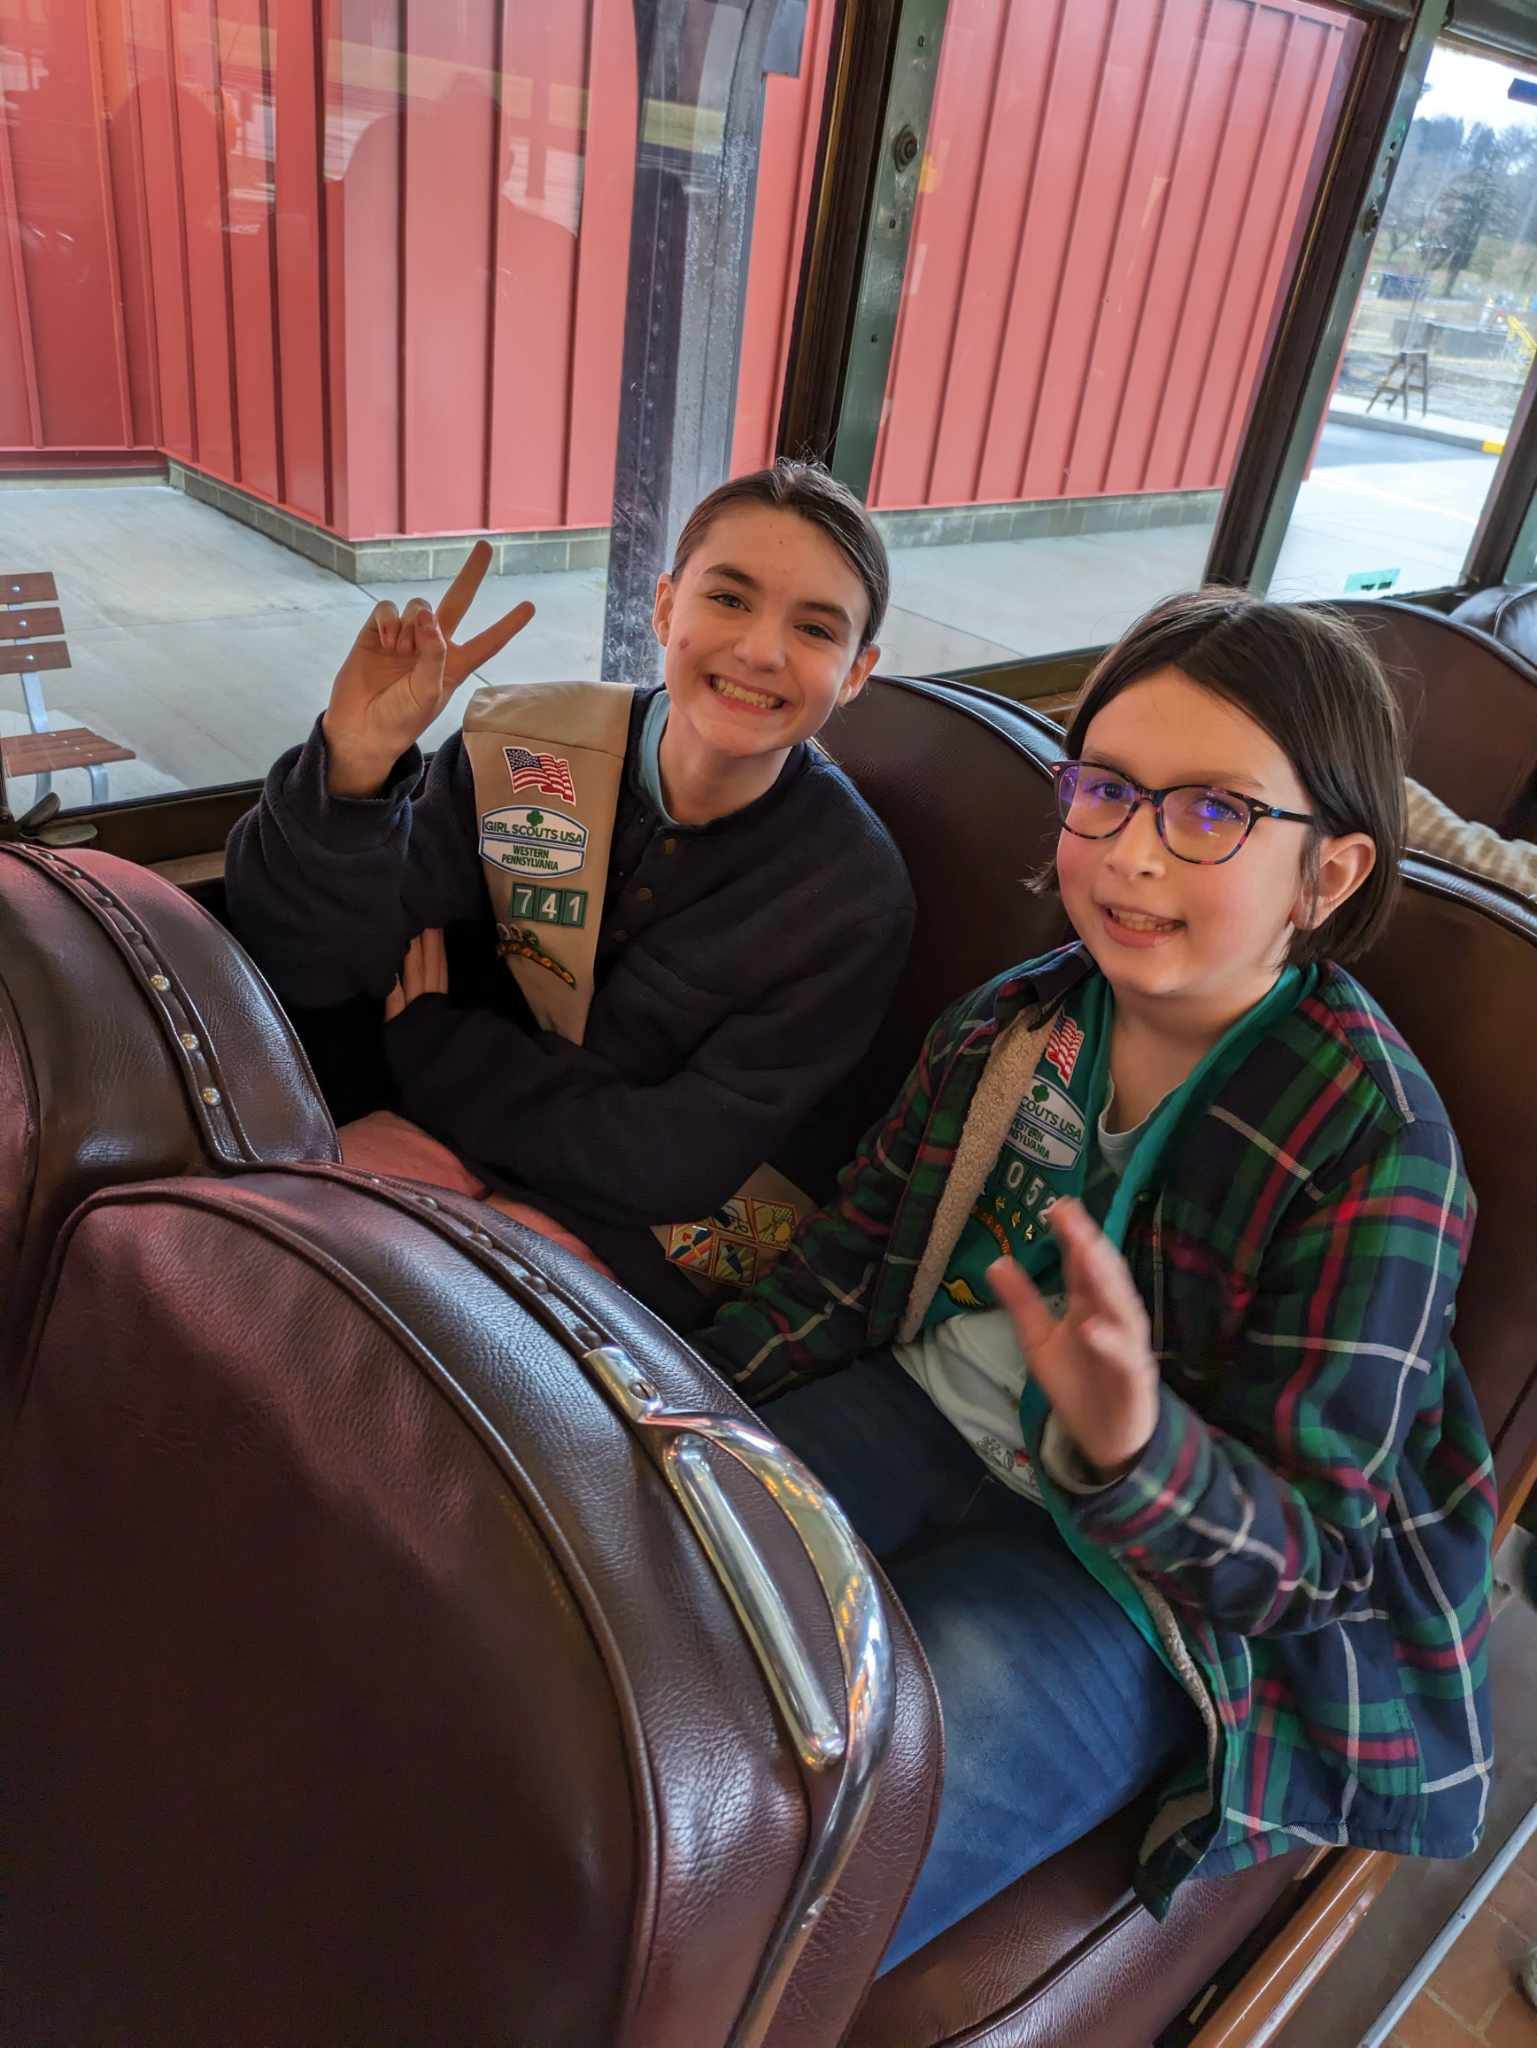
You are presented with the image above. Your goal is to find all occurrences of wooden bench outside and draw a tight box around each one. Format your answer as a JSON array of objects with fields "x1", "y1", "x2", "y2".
[{"x1": 1, "y1": 571, "x2": 136, "y2": 806}]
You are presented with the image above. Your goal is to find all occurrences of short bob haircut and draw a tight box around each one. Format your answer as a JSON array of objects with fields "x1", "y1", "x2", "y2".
[
  {"x1": 669, "y1": 458, "x2": 890, "y2": 651},
  {"x1": 1061, "y1": 589, "x2": 1406, "y2": 967}
]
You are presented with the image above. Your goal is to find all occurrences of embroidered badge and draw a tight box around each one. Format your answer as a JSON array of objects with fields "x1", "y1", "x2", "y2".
[
  {"x1": 504, "y1": 746, "x2": 576, "y2": 803},
  {"x1": 665, "y1": 1193, "x2": 803, "y2": 1290},
  {"x1": 1044, "y1": 1010, "x2": 1084, "y2": 1087},
  {"x1": 479, "y1": 805, "x2": 588, "y2": 880},
  {"x1": 1003, "y1": 1077, "x2": 1085, "y2": 1171},
  {"x1": 749, "y1": 1198, "x2": 797, "y2": 1248},
  {"x1": 940, "y1": 1275, "x2": 986, "y2": 1310},
  {"x1": 509, "y1": 883, "x2": 587, "y2": 930},
  {"x1": 665, "y1": 1221, "x2": 717, "y2": 1275},
  {"x1": 968, "y1": 1203, "x2": 1012, "y2": 1257},
  {"x1": 495, "y1": 923, "x2": 578, "y2": 989}
]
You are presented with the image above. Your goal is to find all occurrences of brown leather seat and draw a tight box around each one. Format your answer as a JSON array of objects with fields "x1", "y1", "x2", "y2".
[
  {"x1": 821, "y1": 683, "x2": 1537, "y2": 2045},
  {"x1": 1, "y1": 1165, "x2": 942, "y2": 2047},
  {"x1": 0, "y1": 842, "x2": 336, "y2": 1397},
  {"x1": 1327, "y1": 597, "x2": 1537, "y2": 841},
  {"x1": 1451, "y1": 583, "x2": 1537, "y2": 670}
]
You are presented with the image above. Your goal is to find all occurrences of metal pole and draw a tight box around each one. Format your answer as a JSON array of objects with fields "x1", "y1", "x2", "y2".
[{"x1": 601, "y1": 0, "x2": 808, "y2": 685}]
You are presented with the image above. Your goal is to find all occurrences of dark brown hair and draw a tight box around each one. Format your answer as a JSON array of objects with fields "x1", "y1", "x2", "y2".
[
  {"x1": 670, "y1": 458, "x2": 889, "y2": 650},
  {"x1": 1062, "y1": 589, "x2": 1406, "y2": 966}
]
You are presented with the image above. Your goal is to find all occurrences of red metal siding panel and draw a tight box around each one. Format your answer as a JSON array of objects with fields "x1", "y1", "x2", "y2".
[
  {"x1": 0, "y1": 72, "x2": 43, "y2": 447},
  {"x1": 917, "y1": 0, "x2": 1052, "y2": 505},
  {"x1": 170, "y1": 0, "x2": 238, "y2": 479},
  {"x1": 217, "y1": 0, "x2": 281, "y2": 499},
  {"x1": 123, "y1": 0, "x2": 197, "y2": 462},
  {"x1": 328, "y1": 0, "x2": 404, "y2": 536},
  {"x1": 398, "y1": 0, "x2": 492, "y2": 535},
  {"x1": 484, "y1": 5, "x2": 586, "y2": 532},
  {"x1": 873, "y1": 0, "x2": 1355, "y2": 511},
  {"x1": 564, "y1": 0, "x2": 633, "y2": 530},
  {"x1": 1213, "y1": 8, "x2": 1359, "y2": 481},
  {"x1": 95, "y1": 0, "x2": 163, "y2": 448},
  {"x1": 5, "y1": 0, "x2": 132, "y2": 447},
  {"x1": 271, "y1": 0, "x2": 330, "y2": 521}
]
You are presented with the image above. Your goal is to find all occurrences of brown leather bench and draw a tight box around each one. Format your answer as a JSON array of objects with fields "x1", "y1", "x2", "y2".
[{"x1": 0, "y1": 570, "x2": 136, "y2": 806}]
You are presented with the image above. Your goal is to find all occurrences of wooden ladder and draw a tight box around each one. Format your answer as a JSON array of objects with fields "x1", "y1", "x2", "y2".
[{"x1": 1, "y1": 572, "x2": 136, "y2": 805}]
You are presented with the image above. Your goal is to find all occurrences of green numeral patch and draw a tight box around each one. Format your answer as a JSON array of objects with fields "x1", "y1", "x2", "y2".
[{"x1": 510, "y1": 885, "x2": 588, "y2": 928}]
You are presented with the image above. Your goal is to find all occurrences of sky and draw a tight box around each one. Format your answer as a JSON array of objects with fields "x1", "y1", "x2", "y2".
[{"x1": 1418, "y1": 44, "x2": 1537, "y2": 136}]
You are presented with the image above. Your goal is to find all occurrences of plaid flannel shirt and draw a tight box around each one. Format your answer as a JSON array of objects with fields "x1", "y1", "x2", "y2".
[{"x1": 696, "y1": 944, "x2": 1496, "y2": 1913}]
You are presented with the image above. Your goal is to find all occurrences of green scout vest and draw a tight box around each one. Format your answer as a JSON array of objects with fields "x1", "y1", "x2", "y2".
[
  {"x1": 462, "y1": 680, "x2": 812, "y2": 1294},
  {"x1": 930, "y1": 964, "x2": 1313, "y2": 1665}
]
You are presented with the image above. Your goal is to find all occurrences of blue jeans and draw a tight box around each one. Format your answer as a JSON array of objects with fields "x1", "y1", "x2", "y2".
[{"x1": 761, "y1": 1352, "x2": 1200, "y2": 1971}]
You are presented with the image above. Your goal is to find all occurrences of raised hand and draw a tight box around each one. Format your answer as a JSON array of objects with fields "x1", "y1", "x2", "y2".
[
  {"x1": 988, "y1": 1198, "x2": 1160, "y2": 1481},
  {"x1": 322, "y1": 541, "x2": 535, "y2": 796}
]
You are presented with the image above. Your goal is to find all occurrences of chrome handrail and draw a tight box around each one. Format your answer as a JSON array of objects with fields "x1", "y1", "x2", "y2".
[{"x1": 584, "y1": 1345, "x2": 895, "y2": 2048}]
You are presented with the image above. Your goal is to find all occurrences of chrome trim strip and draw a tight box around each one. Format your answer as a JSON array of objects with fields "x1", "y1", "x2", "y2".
[{"x1": 584, "y1": 1344, "x2": 896, "y2": 2047}]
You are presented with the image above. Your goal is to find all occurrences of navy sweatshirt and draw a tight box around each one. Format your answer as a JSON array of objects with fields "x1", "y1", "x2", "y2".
[{"x1": 224, "y1": 687, "x2": 914, "y2": 1312}]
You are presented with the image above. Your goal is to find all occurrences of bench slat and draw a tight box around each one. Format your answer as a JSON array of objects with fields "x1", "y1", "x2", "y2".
[
  {"x1": 1, "y1": 573, "x2": 58, "y2": 605},
  {"x1": 0, "y1": 606, "x2": 64, "y2": 643},
  {"x1": 0, "y1": 640, "x2": 70, "y2": 677},
  {"x1": 1, "y1": 727, "x2": 136, "y2": 774}
]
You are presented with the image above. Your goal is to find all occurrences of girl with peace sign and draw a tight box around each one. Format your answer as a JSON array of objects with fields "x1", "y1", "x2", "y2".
[
  {"x1": 225, "y1": 461, "x2": 913, "y2": 1315},
  {"x1": 695, "y1": 591, "x2": 1495, "y2": 1971}
]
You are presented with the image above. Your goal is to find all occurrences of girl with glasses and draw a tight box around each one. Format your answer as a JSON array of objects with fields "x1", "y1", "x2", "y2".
[{"x1": 695, "y1": 589, "x2": 1494, "y2": 1969}]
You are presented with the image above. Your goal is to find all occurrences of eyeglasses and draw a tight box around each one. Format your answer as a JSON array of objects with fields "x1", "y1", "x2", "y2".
[{"x1": 1050, "y1": 760, "x2": 1314, "y2": 866}]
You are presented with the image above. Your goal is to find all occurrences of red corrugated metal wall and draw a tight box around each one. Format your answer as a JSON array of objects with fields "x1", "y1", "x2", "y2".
[
  {"x1": 871, "y1": 0, "x2": 1358, "y2": 507},
  {"x1": 0, "y1": 0, "x2": 1356, "y2": 538}
]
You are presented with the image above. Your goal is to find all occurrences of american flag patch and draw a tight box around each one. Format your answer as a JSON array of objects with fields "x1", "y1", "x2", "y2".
[
  {"x1": 1044, "y1": 1010, "x2": 1084, "y2": 1086},
  {"x1": 503, "y1": 746, "x2": 576, "y2": 803}
]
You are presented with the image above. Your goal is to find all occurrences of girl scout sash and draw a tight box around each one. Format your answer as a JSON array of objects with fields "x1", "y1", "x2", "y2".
[
  {"x1": 931, "y1": 964, "x2": 1311, "y2": 1325},
  {"x1": 461, "y1": 680, "x2": 812, "y2": 1293}
]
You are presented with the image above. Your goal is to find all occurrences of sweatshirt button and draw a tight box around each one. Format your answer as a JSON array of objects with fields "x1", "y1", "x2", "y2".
[
  {"x1": 635, "y1": 886, "x2": 654, "y2": 904},
  {"x1": 610, "y1": 928, "x2": 628, "y2": 945},
  {"x1": 661, "y1": 837, "x2": 679, "y2": 855}
]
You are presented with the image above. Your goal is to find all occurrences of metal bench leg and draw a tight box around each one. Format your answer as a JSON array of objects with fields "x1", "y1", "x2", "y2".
[
  {"x1": 17, "y1": 672, "x2": 57, "y2": 806},
  {"x1": 85, "y1": 763, "x2": 110, "y2": 805},
  {"x1": 20, "y1": 671, "x2": 50, "y2": 733}
]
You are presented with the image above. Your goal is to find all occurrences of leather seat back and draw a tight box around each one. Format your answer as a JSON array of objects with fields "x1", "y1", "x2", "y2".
[
  {"x1": 1, "y1": 1166, "x2": 941, "y2": 2047},
  {"x1": 819, "y1": 676, "x2": 1067, "y2": 1155},
  {"x1": 1451, "y1": 582, "x2": 1537, "y2": 667},
  {"x1": 0, "y1": 843, "x2": 336, "y2": 1394},
  {"x1": 1328, "y1": 597, "x2": 1537, "y2": 840},
  {"x1": 1353, "y1": 855, "x2": 1537, "y2": 1513}
]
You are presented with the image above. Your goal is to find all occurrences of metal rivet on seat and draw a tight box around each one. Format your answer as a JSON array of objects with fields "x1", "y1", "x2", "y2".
[
  {"x1": 179, "y1": 1032, "x2": 200, "y2": 1051},
  {"x1": 149, "y1": 974, "x2": 170, "y2": 991},
  {"x1": 470, "y1": 1230, "x2": 493, "y2": 1247},
  {"x1": 418, "y1": 1195, "x2": 439, "y2": 1210},
  {"x1": 201, "y1": 1087, "x2": 221, "y2": 1106}
]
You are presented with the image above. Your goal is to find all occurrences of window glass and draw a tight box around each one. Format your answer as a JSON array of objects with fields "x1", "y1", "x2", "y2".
[
  {"x1": 1269, "y1": 40, "x2": 1537, "y2": 602},
  {"x1": 0, "y1": 0, "x2": 834, "y2": 808},
  {"x1": 847, "y1": 0, "x2": 1364, "y2": 673}
]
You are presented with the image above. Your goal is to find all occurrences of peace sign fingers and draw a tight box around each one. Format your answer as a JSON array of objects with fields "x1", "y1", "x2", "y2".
[{"x1": 436, "y1": 539, "x2": 494, "y2": 641}]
